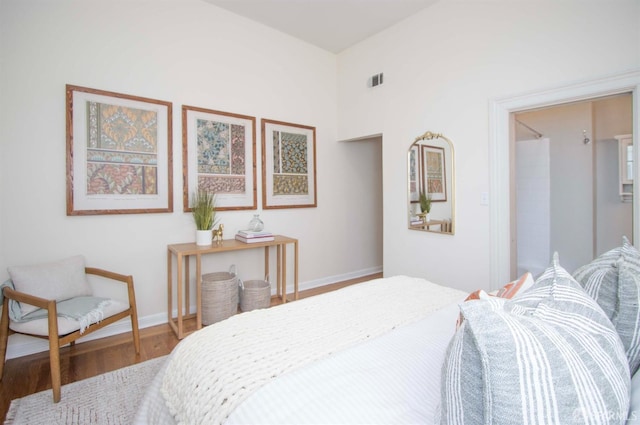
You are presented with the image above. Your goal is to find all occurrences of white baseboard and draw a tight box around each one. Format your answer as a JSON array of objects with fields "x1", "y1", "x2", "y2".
[
  {"x1": 4, "y1": 267, "x2": 382, "y2": 360},
  {"x1": 296, "y1": 266, "x2": 382, "y2": 292}
]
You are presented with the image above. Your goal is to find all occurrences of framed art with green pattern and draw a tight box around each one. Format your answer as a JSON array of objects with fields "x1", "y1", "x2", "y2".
[
  {"x1": 261, "y1": 119, "x2": 317, "y2": 209},
  {"x1": 182, "y1": 105, "x2": 257, "y2": 211},
  {"x1": 65, "y1": 85, "x2": 173, "y2": 215}
]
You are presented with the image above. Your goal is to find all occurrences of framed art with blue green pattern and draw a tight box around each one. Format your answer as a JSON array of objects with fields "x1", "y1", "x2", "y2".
[
  {"x1": 182, "y1": 105, "x2": 257, "y2": 211},
  {"x1": 66, "y1": 85, "x2": 173, "y2": 215},
  {"x1": 261, "y1": 119, "x2": 317, "y2": 209}
]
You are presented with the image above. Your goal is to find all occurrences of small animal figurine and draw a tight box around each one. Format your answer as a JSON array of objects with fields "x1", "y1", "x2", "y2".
[{"x1": 212, "y1": 224, "x2": 224, "y2": 243}]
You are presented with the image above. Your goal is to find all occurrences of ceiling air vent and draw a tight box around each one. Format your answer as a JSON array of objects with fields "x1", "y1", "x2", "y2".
[{"x1": 370, "y1": 72, "x2": 384, "y2": 88}]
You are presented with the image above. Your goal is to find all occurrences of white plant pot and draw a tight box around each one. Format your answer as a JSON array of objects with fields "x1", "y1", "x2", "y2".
[{"x1": 195, "y1": 229, "x2": 212, "y2": 246}]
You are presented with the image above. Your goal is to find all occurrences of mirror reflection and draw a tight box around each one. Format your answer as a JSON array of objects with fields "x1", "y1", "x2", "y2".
[{"x1": 408, "y1": 131, "x2": 455, "y2": 234}]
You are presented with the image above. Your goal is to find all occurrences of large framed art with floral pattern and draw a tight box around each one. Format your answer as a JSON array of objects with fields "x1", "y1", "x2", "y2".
[
  {"x1": 261, "y1": 119, "x2": 317, "y2": 209},
  {"x1": 66, "y1": 85, "x2": 173, "y2": 215},
  {"x1": 182, "y1": 105, "x2": 257, "y2": 211}
]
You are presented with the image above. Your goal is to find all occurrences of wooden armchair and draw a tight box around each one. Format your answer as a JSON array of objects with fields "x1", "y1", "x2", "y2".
[{"x1": 0, "y1": 266, "x2": 140, "y2": 402}]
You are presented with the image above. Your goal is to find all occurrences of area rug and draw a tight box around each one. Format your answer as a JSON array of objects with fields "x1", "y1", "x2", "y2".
[{"x1": 4, "y1": 356, "x2": 166, "y2": 425}]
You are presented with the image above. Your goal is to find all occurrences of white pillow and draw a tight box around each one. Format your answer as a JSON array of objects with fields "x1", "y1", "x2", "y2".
[{"x1": 8, "y1": 255, "x2": 92, "y2": 316}]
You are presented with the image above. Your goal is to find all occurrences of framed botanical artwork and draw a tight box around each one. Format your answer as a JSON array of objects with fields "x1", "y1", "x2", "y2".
[
  {"x1": 182, "y1": 105, "x2": 257, "y2": 211},
  {"x1": 261, "y1": 119, "x2": 317, "y2": 209},
  {"x1": 421, "y1": 145, "x2": 447, "y2": 202},
  {"x1": 66, "y1": 85, "x2": 173, "y2": 215}
]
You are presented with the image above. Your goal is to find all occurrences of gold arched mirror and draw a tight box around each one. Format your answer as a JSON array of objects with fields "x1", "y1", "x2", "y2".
[{"x1": 408, "y1": 131, "x2": 455, "y2": 234}]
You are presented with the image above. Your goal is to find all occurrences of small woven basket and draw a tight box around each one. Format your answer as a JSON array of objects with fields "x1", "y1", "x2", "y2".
[
  {"x1": 239, "y1": 276, "x2": 271, "y2": 312},
  {"x1": 201, "y1": 265, "x2": 238, "y2": 325}
]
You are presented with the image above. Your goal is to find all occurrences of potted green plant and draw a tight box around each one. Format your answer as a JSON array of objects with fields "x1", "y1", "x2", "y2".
[
  {"x1": 191, "y1": 190, "x2": 217, "y2": 245},
  {"x1": 419, "y1": 191, "x2": 432, "y2": 222}
]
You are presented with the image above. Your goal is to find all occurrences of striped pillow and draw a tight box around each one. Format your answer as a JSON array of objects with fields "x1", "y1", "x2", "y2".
[
  {"x1": 441, "y1": 253, "x2": 630, "y2": 425},
  {"x1": 573, "y1": 236, "x2": 640, "y2": 375}
]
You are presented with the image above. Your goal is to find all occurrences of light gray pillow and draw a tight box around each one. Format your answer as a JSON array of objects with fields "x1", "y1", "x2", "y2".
[
  {"x1": 573, "y1": 236, "x2": 640, "y2": 375},
  {"x1": 7, "y1": 255, "x2": 92, "y2": 316},
  {"x1": 441, "y1": 253, "x2": 630, "y2": 425}
]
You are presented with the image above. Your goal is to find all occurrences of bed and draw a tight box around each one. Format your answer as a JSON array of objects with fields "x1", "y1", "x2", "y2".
[
  {"x1": 135, "y1": 242, "x2": 640, "y2": 425},
  {"x1": 135, "y1": 275, "x2": 466, "y2": 424}
]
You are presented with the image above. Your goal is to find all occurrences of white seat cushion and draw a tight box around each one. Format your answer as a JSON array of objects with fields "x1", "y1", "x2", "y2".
[{"x1": 9, "y1": 299, "x2": 130, "y2": 336}]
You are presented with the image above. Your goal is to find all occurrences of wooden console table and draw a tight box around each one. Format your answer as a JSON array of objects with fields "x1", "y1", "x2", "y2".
[
  {"x1": 410, "y1": 219, "x2": 449, "y2": 232},
  {"x1": 167, "y1": 235, "x2": 299, "y2": 339}
]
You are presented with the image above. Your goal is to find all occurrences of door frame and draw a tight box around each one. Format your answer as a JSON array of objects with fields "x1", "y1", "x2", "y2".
[{"x1": 488, "y1": 69, "x2": 640, "y2": 287}]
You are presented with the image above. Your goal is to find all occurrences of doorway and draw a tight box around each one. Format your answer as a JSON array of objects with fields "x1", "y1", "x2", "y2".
[
  {"x1": 513, "y1": 94, "x2": 633, "y2": 277},
  {"x1": 488, "y1": 70, "x2": 640, "y2": 287}
]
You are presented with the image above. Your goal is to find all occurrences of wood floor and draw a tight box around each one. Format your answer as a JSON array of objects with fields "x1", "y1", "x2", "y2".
[{"x1": 0, "y1": 273, "x2": 381, "y2": 421}]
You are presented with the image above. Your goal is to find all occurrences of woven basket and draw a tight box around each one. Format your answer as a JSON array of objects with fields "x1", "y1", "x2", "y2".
[
  {"x1": 239, "y1": 276, "x2": 271, "y2": 312},
  {"x1": 201, "y1": 265, "x2": 238, "y2": 325}
]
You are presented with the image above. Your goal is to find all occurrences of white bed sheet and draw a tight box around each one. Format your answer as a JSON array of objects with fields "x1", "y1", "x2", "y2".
[
  {"x1": 227, "y1": 300, "x2": 462, "y2": 424},
  {"x1": 134, "y1": 299, "x2": 463, "y2": 425}
]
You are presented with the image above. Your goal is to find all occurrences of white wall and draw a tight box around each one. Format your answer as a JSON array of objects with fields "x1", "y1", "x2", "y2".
[
  {"x1": 337, "y1": 1, "x2": 640, "y2": 291},
  {"x1": 0, "y1": 0, "x2": 383, "y2": 355}
]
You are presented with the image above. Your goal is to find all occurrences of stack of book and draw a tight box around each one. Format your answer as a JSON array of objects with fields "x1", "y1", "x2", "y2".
[
  {"x1": 410, "y1": 216, "x2": 424, "y2": 226},
  {"x1": 235, "y1": 230, "x2": 275, "y2": 243}
]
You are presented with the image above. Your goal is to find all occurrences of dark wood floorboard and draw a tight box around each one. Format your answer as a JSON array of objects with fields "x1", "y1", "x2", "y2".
[{"x1": 0, "y1": 273, "x2": 381, "y2": 421}]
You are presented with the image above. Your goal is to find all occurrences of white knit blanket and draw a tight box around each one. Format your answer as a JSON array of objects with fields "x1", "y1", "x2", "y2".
[{"x1": 161, "y1": 275, "x2": 465, "y2": 425}]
